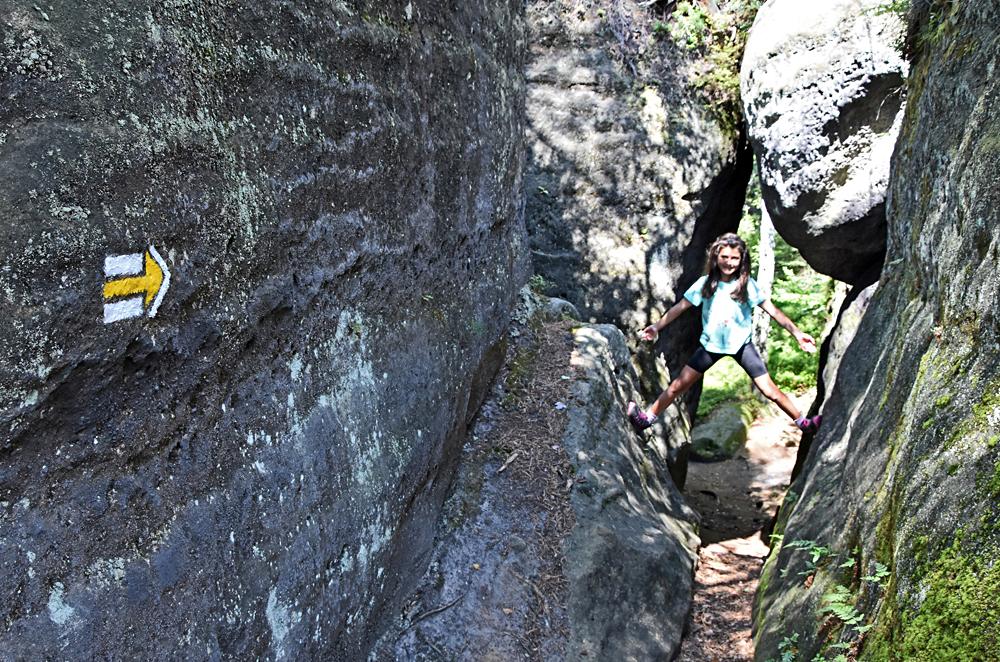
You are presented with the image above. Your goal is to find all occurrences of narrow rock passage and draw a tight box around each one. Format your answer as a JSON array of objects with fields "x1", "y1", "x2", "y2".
[{"x1": 676, "y1": 395, "x2": 809, "y2": 661}]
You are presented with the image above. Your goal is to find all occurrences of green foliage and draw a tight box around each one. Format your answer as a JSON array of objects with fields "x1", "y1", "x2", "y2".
[
  {"x1": 946, "y1": 376, "x2": 1000, "y2": 449},
  {"x1": 697, "y1": 355, "x2": 755, "y2": 416},
  {"x1": 895, "y1": 536, "x2": 1000, "y2": 659},
  {"x1": 762, "y1": 632, "x2": 799, "y2": 662},
  {"x1": 651, "y1": 20, "x2": 671, "y2": 40},
  {"x1": 918, "y1": 0, "x2": 960, "y2": 50},
  {"x1": 821, "y1": 593, "x2": 860, "y2": 626},
  {"x1": 810, "y1": 561, "x2": 892, "y2": 657},
  {"x1": 660, "y1": 0, "x2": 763, "y2": 136},
  {"x1": 528, "y1": 273, "x2": 554, "y2": 295},
  {"x1": 664, "y1": 2, "x2": 710, "y2": 50},
  {"x1": 821, "y1": 585, "x2": 868, "y2": 628},
  {"x1": 767, "y1": 258, "x2": 833, "y2": 392},
  {"x1": 814, "y1": 652, "x2": 849, "y2": 662},
  {"x1": 776, "y1": 633, "x2": 798, "y2": 662},
  {"x1": 871, "y1": 0, "x2": 910, "y2": 17},
  {"x1": 862, "y1": 561, "x2": 890, "y2": 587},
  {"x1": 783, "y1": 539, "x2": 832, "y2": 577},
  {"x1": 985, "y1": 462, "x2": 1000, "y2": 499}
]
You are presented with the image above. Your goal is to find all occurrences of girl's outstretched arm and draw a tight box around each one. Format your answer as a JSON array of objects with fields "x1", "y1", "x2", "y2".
[
  {"x1": 640, "y1": 298, "x2": 693, "y2": 341},
  {"x1": 759, "y1": 300, "x2": 817, "y2": 353}
]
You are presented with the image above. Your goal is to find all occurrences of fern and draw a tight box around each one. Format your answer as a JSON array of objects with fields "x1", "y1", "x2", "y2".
[
  {"x1": 821, "y1": 585, "x2": 865, "y2": 626},
  {"x1": 862, "y1": 561, "x2": 891, "y2": 586}
]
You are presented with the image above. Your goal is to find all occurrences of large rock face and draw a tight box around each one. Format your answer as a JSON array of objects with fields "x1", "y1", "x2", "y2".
[
  {"x1": 564, "y1": 324, "x2": 699, "y2": 659},
  {"x1": 741, "y1": 0, "x2": 907, "y2": 284},
  {"x1": 754, "y1": 3, "x2": 1000, "y2": 660},
  {"x1": 0, "y1": 2, "x2": 526, "y2": 658},
  {"x1": 525, "y1": 0, "x2": 751, "y2": 333}
]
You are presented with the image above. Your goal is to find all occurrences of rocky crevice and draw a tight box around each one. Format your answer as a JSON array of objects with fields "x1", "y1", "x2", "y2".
[
  {"x1": 525, "y1": 0, "x2": 756, "y2": 495},
  {"x1": 375, "y1": 291, "x2": 700, "y2": 660},
  {"x1": 753, "y1": 2, "x2": 1000, "y2": 659}
]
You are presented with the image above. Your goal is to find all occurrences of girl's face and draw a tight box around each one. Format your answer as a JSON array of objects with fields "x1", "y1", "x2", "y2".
[{"x1": 717, "y1": 246, "x2": 742, "y2": 278}]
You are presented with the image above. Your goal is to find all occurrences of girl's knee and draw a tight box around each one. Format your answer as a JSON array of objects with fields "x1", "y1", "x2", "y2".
[{"x1": 667, "y1": 378, "x2": 689, "y2": 397}]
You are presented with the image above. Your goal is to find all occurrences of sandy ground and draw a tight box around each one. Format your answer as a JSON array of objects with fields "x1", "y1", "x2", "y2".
[{"x1": 676, "y1": 394, "x2": 810, "y2": 662}]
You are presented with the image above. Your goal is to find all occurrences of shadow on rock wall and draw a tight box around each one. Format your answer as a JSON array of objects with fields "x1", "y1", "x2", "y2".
[{"x1": 0, "y1": 1, "x2": 527, "y2": 658}]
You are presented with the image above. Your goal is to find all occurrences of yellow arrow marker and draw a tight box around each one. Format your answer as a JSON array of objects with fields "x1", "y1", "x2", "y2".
[{"x1": 103, "y1": 250, "x2": 164, "y2": 306}]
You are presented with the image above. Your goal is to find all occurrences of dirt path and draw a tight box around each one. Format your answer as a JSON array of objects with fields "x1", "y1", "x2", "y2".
[{"x1": 676, "y1": 394, "x2": 810, "y2": 662}]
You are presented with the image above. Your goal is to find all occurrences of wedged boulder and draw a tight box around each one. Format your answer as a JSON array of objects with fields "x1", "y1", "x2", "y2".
[
  {"x1": 565, "y1": 324, "x2": 699, "y2": 659},
  {"x1": 741, "y1": 0, "x2": 908, "y2": 283},
  {"x1": 0, "y1": 2, "x2": 526, "y2": 658},
  {"x1": 754, "y1": 4, "x2": 1000, "y2": 659}
]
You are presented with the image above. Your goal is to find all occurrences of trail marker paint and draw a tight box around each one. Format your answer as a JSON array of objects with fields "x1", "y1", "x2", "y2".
[{"x1": 102, "y1": 246, "x2": 170, "y2": 324}]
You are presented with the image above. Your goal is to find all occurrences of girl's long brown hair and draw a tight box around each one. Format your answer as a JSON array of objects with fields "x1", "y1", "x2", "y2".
[{"x1": 701, "y1": 233, "x2": 751, "y2": 303}]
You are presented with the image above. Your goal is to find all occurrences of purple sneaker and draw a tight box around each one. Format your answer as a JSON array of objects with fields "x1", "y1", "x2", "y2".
[
  {"x1": 627, "y1": 401, "x2": 657, "y2": 432},
  {"x1": 795, "y1": 414, "x2": 822, "y2": 432}
]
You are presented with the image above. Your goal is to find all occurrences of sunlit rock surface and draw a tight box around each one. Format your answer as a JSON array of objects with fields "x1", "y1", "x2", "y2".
[
  {"x1": 564, "y1": 324, "x2": 699, "y2": 659},
  {"x1": 741, "y1": 0, "x2": 907, "y2": 284},
  {"x1": 0, "y1": 2, "x2": 526, "y2": 657},
  {"x1": 754, "y1": 3, "x2": 1000, "y2": 659},
  {"x1": 371, "y1": 300, "x2": 698, "y2": 659}
]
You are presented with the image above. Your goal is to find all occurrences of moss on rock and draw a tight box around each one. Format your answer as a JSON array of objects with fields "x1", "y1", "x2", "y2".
[{"x1": 864, "y1": 534, "x2": 1000, "y2": 661}]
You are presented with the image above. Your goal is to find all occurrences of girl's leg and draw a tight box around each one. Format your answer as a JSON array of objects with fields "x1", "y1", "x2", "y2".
[
  {"x1": 751, "y1": 373, "x2": 801, "y2": 420},
  {"x1": 737, "y1": 343, "x2": 820, "y2": 430},
  {"x1": 628, "y1": 351, "x2": 713, "y2": 432},
  {"x1": 649, "y1": 366, "x2": 703, "y2": 416}
]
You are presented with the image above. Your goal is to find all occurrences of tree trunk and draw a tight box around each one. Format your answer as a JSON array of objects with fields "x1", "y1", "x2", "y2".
[{"x1": 753, "y1": 204, "x2": 776, "y2": 363}]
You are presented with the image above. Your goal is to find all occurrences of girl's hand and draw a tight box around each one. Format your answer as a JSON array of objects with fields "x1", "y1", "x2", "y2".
[
  {"x1": 640, "y1": 325, "x2": 658, "y2": 342},
  {"x1": 796, "y1": 332, "x2": 817, "y2": 353}
]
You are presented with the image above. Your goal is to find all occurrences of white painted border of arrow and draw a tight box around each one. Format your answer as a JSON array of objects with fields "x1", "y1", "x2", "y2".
[{"x1": 147, "y1": 245, "x2": 170, "y2": 318}]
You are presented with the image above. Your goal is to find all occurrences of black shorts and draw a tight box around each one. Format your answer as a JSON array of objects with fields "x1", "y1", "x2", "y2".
[{"x1": 686, "y1": 342, "x2": 768, "y2": 379}]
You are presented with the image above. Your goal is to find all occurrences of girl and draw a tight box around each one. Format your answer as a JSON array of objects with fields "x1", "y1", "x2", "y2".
[{"x1": 627, "y1": 233, "x2": 822, "y2": 433}]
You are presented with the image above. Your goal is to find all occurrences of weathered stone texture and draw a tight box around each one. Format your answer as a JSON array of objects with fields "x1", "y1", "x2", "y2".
[
  {"x1": 564, "y1": 324, "x2": 699, "y2": 659},
  {"x1": 754, "y1": 3, "x2": 1000, "y2": 659},
  {"x1": 0, "y1": 1, "x2": 526, "y2": 658},
  {"x1": 741, "y1": 0, "x2": 907, "y2": 283},
  {"x1": 371, "y1": 305, "x2": 699, "y2": 659}
]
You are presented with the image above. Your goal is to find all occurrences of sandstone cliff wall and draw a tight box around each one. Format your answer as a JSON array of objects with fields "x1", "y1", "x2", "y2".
[
  {"x1": 0, "y1": 2, "x2": 526, "y2": 657},
  {"x1": 754, "y1": 3, "x2": 1000, "y2": 659}
]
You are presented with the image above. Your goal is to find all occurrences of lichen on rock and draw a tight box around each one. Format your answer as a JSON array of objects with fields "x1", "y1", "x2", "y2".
[{"x1": 0, "y1": 1, "x2": 528, "y2": 658}]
